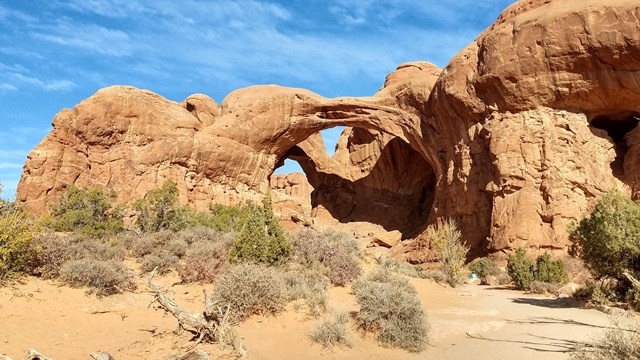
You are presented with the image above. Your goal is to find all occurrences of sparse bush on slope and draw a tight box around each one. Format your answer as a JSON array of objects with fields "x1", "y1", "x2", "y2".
[
  {"x1": 571, "y1": 316, "x2": 640, "y2": 360},
  {"x1": 59, "y1": 259, "x2": 137, "y2": 296}
]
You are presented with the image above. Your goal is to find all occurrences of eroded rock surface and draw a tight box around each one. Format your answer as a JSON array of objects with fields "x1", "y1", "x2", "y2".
[{"x1": 17, "y1": 0, "x2": 640, "y2": 258}]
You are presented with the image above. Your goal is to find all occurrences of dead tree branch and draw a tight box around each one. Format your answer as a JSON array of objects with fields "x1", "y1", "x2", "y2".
[{"x1": 146, "y1": 269, "x2": 247, "y2": 357}]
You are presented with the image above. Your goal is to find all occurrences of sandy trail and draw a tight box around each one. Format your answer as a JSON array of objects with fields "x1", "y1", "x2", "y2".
[{"x1": 0, "y1": 275, "x2": 615, "y2": 360}]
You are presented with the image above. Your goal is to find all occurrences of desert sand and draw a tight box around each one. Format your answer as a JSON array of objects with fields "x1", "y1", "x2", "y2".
[{"x1": 0, "y1": 270, "x2": 614, "y2": 360}]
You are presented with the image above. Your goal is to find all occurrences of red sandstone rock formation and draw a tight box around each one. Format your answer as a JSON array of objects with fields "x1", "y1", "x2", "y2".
[{"x1": 17, "y1": 0, "x2": 640, "y2": 258}]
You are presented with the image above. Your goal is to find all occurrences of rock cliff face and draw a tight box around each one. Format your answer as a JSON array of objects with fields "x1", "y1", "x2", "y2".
[{"x1": 17, "y1": 0, "x2": 640, "y2": 258}]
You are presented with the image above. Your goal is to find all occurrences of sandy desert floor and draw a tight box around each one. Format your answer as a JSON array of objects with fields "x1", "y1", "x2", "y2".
[{"x1": 0, "y1": 267, "x2": 619, "y2": 360}]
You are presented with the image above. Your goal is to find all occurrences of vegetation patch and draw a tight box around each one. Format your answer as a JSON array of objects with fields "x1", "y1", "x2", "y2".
[
  {"x1": 427, "y1": 219, "x2": 468, "y2": 287},
  {"x1": 292, "y1": 228, "x2": 362, "y2": 286},
  {"x1": 352, "y1": 268, "x2": 429, "y2": 352},
  {"x1": 211, "y1": 263, "x2": 288, "y2": 321},
  {"x1": 59, "y1": 259, "x2": 137, "y2": 296},
  {"x1": 311, "y1": 308, "x2": 353, "y2": 348}
]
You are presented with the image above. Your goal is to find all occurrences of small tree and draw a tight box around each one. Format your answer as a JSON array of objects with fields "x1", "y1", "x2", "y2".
[
  {"x1": 428, "y1": 219, "x2": 469, "y2": 287},
  {"x1": 229, "y1": 195, "x2": 291, "y2": 266},
  {"x1": 507, "y1": 248, "x2": 534, "y2": 290},
  {"x1": 50, "y1": 185, "x2": 123, "y2": 237},
  {"x1": 469, "y1": 257, "x2": 499, "y2": 284},
  {"x1": 134, "y1": 180, "x2": 194, "y2": 232},
  {"x1": 569, "y1": 190, "x2": 640, "y2": 291}
]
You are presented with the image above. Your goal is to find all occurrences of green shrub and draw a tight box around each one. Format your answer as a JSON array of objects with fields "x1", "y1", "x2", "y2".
[
  {"x1": 229, "y1": 195, "x2": 291, "y2": 266},
  {"x1": 206, "y1": 203, "x2": 253, "y2": 232},
  {"x1": 427, "y1": 219, "x2": 468, "y2": 287},
  {"x1": 49, "y1": 186, "x2": 123, "y2": 238},
  {"x1": 507, "y1": 248, "x2": 534, "y2": 290},
  {"x1": 0, "y1": 195, "x2": 37, "y2": 281},
  {"x1": 569, "y1": 190, "x2": 640, "y2": 297},
  {"x1": 292, "y1": 228, "x2": 362, "y2": 286},
  {"x1": 535, "y1": 253, "x2": 568, "y2": 285},
  {"x1": 469, "y1": 257, "x2": 499, "y2": 284},
  {"x1": 212, "y1": 263, "x2": 287, "y2": 321},
  {"x1": 311, "y1": 308, "x2": 353, "y2": 348},
  {"x1": 352, "y1": 268, "x2": 429, "y2": 352},
  {"x1": 133, "y1": 180, "x2": 196, "y2": 232},
  {"x1": 59, "y1": 259, "x2": 137, "y2": 296}
]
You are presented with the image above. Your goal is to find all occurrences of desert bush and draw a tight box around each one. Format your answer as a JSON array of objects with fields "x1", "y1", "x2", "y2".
[
  {"x1": 469, "y1": 257, "x2": 499, "y2": 284},
  {"x1": 569, "y1": 190, "x2": 640, "y2": 299},
  {"x1": 283, "y1": 266, "x2": 328, "y2": 317},
  {"x1": 507, "y1": 249, "x2": 568, "y2": 290},
  {"x1": 59, "y1": 259, "x2": 137, "y2": 296},
  {"x1": 212, "y1": 263, "x2": 287, "y2": 321},
  {"x1": 570, "y1": 316, "x2": 640, "y2": 360},
  {"x1": 129, "y1": 230, "x2": 188, "y2": 259},
  {"x1": 352, "y1": 268, "x2": 429, "y2": 352},
  {"x1": 311, "y1": 308, "x2": 353, "y2": 348},
  {"x1": 206, "y1": 203, "x2": 253, "y2": 232},
  {"x1": 49, "y1": 185, "x2": 123, "y2": 238},
  {"x1": 528, "y1": 280, "x2": 561, "y2": 295},
  {"x1": 31, "y1": 232, "x2": 127, "y2": 279},
  {"x1": 377, "y1": 256, "x2": 428, "y2": 279},
  {"x1": 133, "y1": 180, "x2": 196, "y2": 232},
  {"x1": 0, "y1": 195, "x2": 37, "y2": 281},
  {"x1": 178, "y1": 235, "x2": 232, "y2": 283},
  {"x1": 507, "y1": 248, "x2": 534, "y2": 290},
  {"x1": 535, "y1": 253, "x2": 569, "y2": 285},
  {"x1": 141, "y1": 253, "x2": 179, "y2": 275},
  {"x1": 427, "y1": 219, "x2": 468, "y2": 287},
  {"x1": 230, "y1": 196, "x2": 291, "y2": 266},
  {"x1": 292, "y1": 228, "x2": 362, "y2": 286}
]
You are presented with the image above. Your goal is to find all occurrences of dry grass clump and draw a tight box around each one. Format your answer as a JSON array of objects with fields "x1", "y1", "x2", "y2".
[
  {"x1": 32, "y1": 233, "x2": 126, "y2": 279},
  {"x1": 528, "y1": 280, "x2": 561, "y2": 295},
  {"x1": 59, "y1": 259, "x2": 137, "y2": 296},
  {"x1": 141, "y1": 253, "x2": 179, "y2": 275},
  {"x1": 283, "y1": 266, "x2": 328, "y2": 317},
  {"x1": 178, "y1": 231, "x2": 232, "y2": 283},
  {"x1": 571, "y1": 316, "x2": 640, "y2": 360},
  {"x1": 377, "y1": 256, "x2": 428, "y2": 279},
  {"x1": 352, "y1": 268, "x2": 429, "y2": 352},
  {"x1": 311, "y1": 308, "x2": 353, "y2": 348},
  {"x1": 292, "y1": 229, "x2": 362, "y2": 286},
  {"x1": 427, "y1": 219, "x2": 469, "y2": 287},
  {"x1": 211, "y1": 263, "x2": 287, "y2": 321}
]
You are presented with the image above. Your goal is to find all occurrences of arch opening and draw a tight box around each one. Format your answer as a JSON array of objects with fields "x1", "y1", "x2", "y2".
[
  {"x1": 271, "y1": 127, "x2": 437, "y2": 239},
  {"x1": 589, "y1": 111, "x2": 640, "y2": 178}
]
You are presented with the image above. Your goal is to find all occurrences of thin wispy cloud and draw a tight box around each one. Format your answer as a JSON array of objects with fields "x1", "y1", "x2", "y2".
[{"x1": 0, "y1": 0, "x2": 516, "y2": 195}]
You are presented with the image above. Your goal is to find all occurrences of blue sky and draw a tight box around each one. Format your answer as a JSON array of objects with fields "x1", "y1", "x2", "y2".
[{"x1": 0, "y1": 0, "x2": 514, "y2": 198}]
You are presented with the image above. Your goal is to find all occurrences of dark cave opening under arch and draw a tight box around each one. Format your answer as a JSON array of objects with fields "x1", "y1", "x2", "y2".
[
  {"x1": 271, "y1": 127, "x2": 436, "y2": 239},
  {"x1": 589, "y1": 111, "x2": 640, "y2": 179}
]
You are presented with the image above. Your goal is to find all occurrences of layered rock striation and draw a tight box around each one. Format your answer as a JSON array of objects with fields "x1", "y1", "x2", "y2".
[{"x1": 18, "y1": 0, "x2": 640, "y2": 257}]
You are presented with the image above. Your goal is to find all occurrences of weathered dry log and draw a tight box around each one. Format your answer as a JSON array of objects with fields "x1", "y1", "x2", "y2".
[
  {"x1": 165, "y1": 350, "x2": 211, "y2": 360},
  {"x1": 146, "y1": 270, "x2": 246, "y2": 357},
  {"x1": 89, "y1": 352, "x2": 115, "y2": 360},
  {"x1": 23, "y1": 349, "x2": 52, "y2": 360}
]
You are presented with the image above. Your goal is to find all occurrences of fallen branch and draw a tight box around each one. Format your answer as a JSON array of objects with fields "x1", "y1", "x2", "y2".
[{"x1": 146, "y1": 269, "x2": 247, "y2": 357}]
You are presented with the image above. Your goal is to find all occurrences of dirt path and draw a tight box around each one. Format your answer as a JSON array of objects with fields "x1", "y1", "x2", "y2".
[{"x1": 0, "y1": 276, "x2": 616, "y2": 359}]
